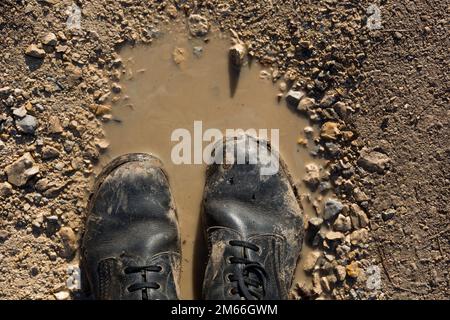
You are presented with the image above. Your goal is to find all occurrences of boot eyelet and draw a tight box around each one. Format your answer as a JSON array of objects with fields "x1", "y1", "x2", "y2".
[
  {"x1": 157, "y1": 265, "x2": 164, "y2": 273},
  {"x1": 225, "y1": 273, "x2": 233, "y2": 282},
  {"x1": 228, "y1": 287, "x2": 237, "y2": 296}
]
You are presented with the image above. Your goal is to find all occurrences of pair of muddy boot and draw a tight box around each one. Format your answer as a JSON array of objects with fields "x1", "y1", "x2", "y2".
[{"x1": 81, "y1": 135, "x2": 304, "y2": 300}]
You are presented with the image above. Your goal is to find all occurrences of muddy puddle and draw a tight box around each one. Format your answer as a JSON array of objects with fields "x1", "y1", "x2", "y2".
[{"x1": 98, "y1": 27, "x2": 331, "y2": 299}]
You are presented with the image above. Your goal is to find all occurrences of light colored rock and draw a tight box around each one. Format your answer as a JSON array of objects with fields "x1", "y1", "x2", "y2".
[
  {"x1": 5, "y1": 153, "x2": 40, "y2": 187},
  {"x1": 54, "y1": 291, "x2": 70, "y2": 300},
  {"x1": 0, "y1": 182, "x2": 13, "y2": 198},
  {"x1": 333, "y1": 214, "x2": 352, "y2": 232},
  {"x1": 48, "y1": 116, "x2": 63, "y2": 134},
  {"x1": 16, "y1": 115, "x2": 38, "y2": 134},
  {"x1": 320, "y1": 122, "x2": 340, "y2": 140},
  {"x1": 357, "y1": 148, "x2": 390, "y2": 173},
  {"x1": 59, "y1": 227, "x2": 77, "y2": 258},
  {"x1": 350, "y1": 203, "x2": 369, "y2": 228},
  {"x1": 350, "y1": 228, "x2": 369, "y2": 245},
  {"x1": 297, "y1": 97, "x2": 316, "y2": 112},
  {"x1": 303, "y1": 251, "x2": 321, "y2": 272},
  {"x1": 286, "y1": 89, "x2": 305, "y2": 107},
  {"x1": 42, "y1": 32, "x2": 57, "y2": 46},
  {"x1": 335, "y1": 265, "x2": 347, "y2": 281},
  {"x1": 303, "y1": 163, "x2": 320, "y2": 190},
  {"x1": 172, "y1": 47, "x2": 186, "y2": 65},
  {"x1": 25, "y1": 44, "x2": 46, "y2": 58},
  {"x1": 325, "y1": 230, "x2": 345, "y2": 242},
  {"x1": 188, "y1": 14, "x2": 210, "y2": 37},
  {"x1": 229, "y1": 43, "x2": 247, "y2": 69}
]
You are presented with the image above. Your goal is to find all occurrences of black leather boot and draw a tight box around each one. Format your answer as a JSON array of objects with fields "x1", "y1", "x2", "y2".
[
  {"x1": 81, "y1": 153, "x2": 181, "y2": 300},
  {"x1": 202, "y1": 134, "x2": 304, "y2": 300}
]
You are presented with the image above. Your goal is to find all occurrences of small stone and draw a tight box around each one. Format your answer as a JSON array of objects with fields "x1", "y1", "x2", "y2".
[
  {"x1": 297, "y1": 97, "x2": 316, "y2": 112},
  {"x1": 346, "y1": 261, "x2": 361, "y2": 278},
  {"x1": 333, "y1": 214, "x2": 352, "y2": 232},
  {"x1": 172, "y1": 47, "x2": 186, "y2": 65},
  {"x1": 382, "y1": 208, "x2": 396, "y2": 221},
  {"x1": 320, "y1": 91, "x2": 338, "y2": 107},
  {"x1": 13, "y1": 106, "x2": 27, "y2": 118},
  {"x1": 303, "y1": 251, "x2": 321, "y2": 272},
  {"x1": 48, "y1": 116, "x2": 63, "y2": 134},
  {"x1": 325, "y1": 230, "x2": 345, "y2": 242},
  {"x1": 16, "y1": 115, "x2": 38, "y2": 134},
  {"x1": 5, "y1": 153, "x2": 40, "y2": 187},
  {"x1": 25, "y1": 44, "x2": 46, "y2": 58},
  {"x1": 94, "y1": 138, "x2": 110, "y2": 151},
  {"x1": 320, "y1": 276, "x2": 331, "y2": 292},
  {"x1": 279, "y1": 82, "x2": 287, "y2": 92},
  {"x1": 89, "y1": 104, "x2": 112, "y2": 116},
  {"x1": 335, "y1": 265, "x2": 346, "y2": 281},
  {"x1": 42, "y1": 146, "x2": 60, "y2": 160},
  {"x1": 393, "y1": 31, "x2": 403, "y2": 40},
  {"x1": 323, "y1": 199, "x2": 343, "y2": 220},
  {"x1": 303, "y1": 163, "x2": 320, "y2": 190},
  {"x1": 188, "y1": 14, "x2": 210, "y2": 37},
  {"x1": 111, "y1": 83, "x2": 122, "y2": 93},
  {"x1": 297, "y1": 137, "x2": 307, "y2": 146},
  {"x1": 229, "y1": 43, "x2": 247, "y2": 69},
  {"x1": 357, "y1": 148, "x2": 390, "y2": 173},
  {"x1": 193, "y1": 46, "x2": 203, "y2": 58},
  {"x1": 307, "y1": 217, "x2": 323, "y2": 232},
  {"x1": 350, "y1": 228, "x2": 369, "y2": 246},
  {"x1": 0, "y1": 182, "x2": 13, "y2": 198},
  {"x1": 285, "y1": 89, "x2": 305, "y2": 107},
  {"x1": 320, "y1": 122, "x2": 340, "y2": 140},
  {"x1": 304, "y1": 126, "x2": 314, "y2": 135},
  {"x1": 350, "y1": 203, "x2": 369, "y2": 229},
  {"x1": 166, "y1": 4, "x2": 178, "y2": 18},
  {"x1": 42, "y1": 32, "x2": 57, "y2": 46},
  {"x1": 0, "y1": 230, "x2": 9, "y2": 242},
  {"x1": 59, "y1": 227, "x2": 77, "y2": 258},
  {"x1": 54, "y1": 291, "x2": 70, "y2": 300},
  {"x1": 0, "y1": 140, "x2": 5, "y2": 150}
]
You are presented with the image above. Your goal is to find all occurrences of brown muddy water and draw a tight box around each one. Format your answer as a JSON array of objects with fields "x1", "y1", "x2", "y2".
[{"x1": 98, "y1": 27, "x2": 330, "y2": 299}]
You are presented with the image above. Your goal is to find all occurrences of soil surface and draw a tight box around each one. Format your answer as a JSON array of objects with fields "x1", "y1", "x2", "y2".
[{"x1": 0, "y1": 0, "x2": 448, "y2": 300}]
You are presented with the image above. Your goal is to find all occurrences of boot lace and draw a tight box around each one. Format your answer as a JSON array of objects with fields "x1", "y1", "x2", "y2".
[
  {"x1": 124, "y1": 265, "x2": 162, "y2": 299},
  {"x1": 227, "y1": 240, "x2": 268, "y2": 300}
]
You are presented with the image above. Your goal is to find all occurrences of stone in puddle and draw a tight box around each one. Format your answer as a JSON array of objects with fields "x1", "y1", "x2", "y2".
[
  {"x1": 286, "y1": 89, "x2": 305, "y2": 107},
  {"x1": 323, "y1": 199, "x2": 343, "y2": 220},
  {"x1": 303, "y1": 163, "x2": 320, "y2": 190},
  {"x1": 5, "y1": 153, "x2": 40, "y2": 187},
  {"x1": 188, "y1": 14, "x2": 210, "y2": 37},
  {"x1": 16, "y1": 115, "x2": 38, "y2": 134},
  {"x1": 172, "y1": 47, "x2": 186, "y2": 65},
  {"x1": 25, "y1": 44, "x2": 46, "y2": 58},
  {"x1": 229, "y1": 43, "x2": 247, "y2": 69},
  {"x1": 303, "y1": 251, "x2": 321, "y2": 272}
]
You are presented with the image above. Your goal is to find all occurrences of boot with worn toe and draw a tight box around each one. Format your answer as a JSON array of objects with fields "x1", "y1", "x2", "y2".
[
  {"x1": 202, "y1": 134, "x2": 304, "y2": 300},
  {"x1": 81, "y1": 153, "x2": 181, "y2": 300}
]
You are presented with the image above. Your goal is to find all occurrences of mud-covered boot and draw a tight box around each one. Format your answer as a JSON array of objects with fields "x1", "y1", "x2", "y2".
[
  {"x1": 202, "y1": 134, "x2": 304, "y2": 300},
  {"x1": 81, "y1": 153, "x2": 181, "y2": 300}
]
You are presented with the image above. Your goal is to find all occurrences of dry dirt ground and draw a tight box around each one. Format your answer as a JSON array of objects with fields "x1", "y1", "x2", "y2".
[{"x1": 0, "y1": 0, "x2": 448, "y2": 299}]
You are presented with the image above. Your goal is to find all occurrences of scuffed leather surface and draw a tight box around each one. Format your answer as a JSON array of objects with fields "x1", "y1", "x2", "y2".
[
  {"x1": 202, "y1": 135, "x2": 304, "y2": 300},
  {"x1": 82, "y1": 154, "x2": 181, "y2": 300}
]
